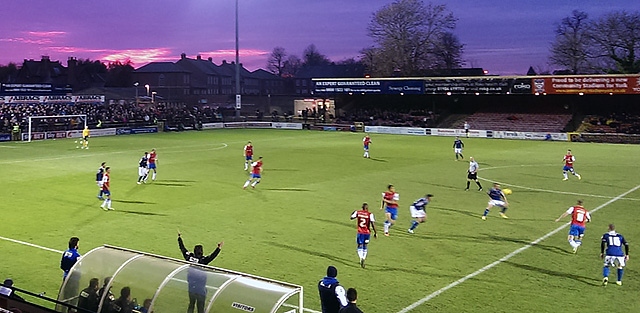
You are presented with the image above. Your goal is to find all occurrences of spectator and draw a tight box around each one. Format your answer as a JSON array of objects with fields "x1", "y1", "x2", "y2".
[
  {"x1": 109, "y1": 287, "x2": 133, "y2": 313},
  {"x1": 339, "y1": 288, "x2": 363, "y2": 313},
  {"x1": 77, "y1": 278, "x2": 100, "y2": 313},
  {"x1": 0, "y1": 278, "x2": 24, "y2": 302},
  {"x1": 318, "y1": 266, "x2": 348, "y2": 313},
  {"x1": 178, "y1": 231, "x2": 223, "y2": 313},
  {"x1": 98, "y1": 277, "x2": 115, "y2": 313},
  {"x1": 139, "y1": 298, "x2": 152, "y2": 313}
]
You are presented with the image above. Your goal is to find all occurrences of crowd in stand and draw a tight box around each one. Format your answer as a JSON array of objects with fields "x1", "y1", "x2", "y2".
[
  {"x1": 580, "y1": 113, "x2": 640, "y2": 134},
  {"x1": 335, "y1": 109, "x2": 438, "y2": 128}
]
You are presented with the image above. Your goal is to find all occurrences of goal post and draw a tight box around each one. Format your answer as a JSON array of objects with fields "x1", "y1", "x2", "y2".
[{"x1": 26, "y1": 114, "x2": 87, "y2": 142}]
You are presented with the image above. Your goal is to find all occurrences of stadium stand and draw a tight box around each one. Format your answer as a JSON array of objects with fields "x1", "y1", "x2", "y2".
[{"x1": 452, "y1": 113, "x2": 573, "y2": 132}]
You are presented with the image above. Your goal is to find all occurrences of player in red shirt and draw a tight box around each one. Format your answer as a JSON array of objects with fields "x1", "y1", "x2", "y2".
[
  {"x1": 380, "y1": 184, "x2": 399, "y2": 236},
  {"x1": 244, "y1": 141, "x2": 254, "y2": 171},
  {"x1": 555, "y1": 199, "x2": 591, "y2": 253},
  {"x1": 100, "y1": 167, "x2": 114, "y2": 211},
  {"x1": 350, "y1": 203, "x2": 377, "y2": 268},
  {"x1": 243, "y1": 156, "x2": 262, "y2": 189},
  {"x1": 562, "y1": 149, "x2": 581, "y2": 181},
  {"x1": 148, "y1": 148, "x2": 158, "y2": 181},
  {"x1": 362, "y1": 135, "x2": 371, "y2": 158}
]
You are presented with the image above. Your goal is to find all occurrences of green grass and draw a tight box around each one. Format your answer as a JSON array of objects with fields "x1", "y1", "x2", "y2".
[{"x1": 1, "y1": 130, "x2": 639, "y2": 313}]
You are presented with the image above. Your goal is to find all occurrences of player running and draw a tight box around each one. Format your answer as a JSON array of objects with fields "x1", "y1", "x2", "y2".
[
  {"x1": 408, "y1": 194, "x2": 433, "y2": 234},
  {"x1": 148, "y1": 148, "x2": 158, "y2": 181},
  {"x1": 465, "y1": 157, "x2": 483, "y2": 191},
  {"x1": 562, "y1": 149, "x2": 581, "y2": 181},
  {"x1": 243, "y1": 156, "x2": 263, "y2": 189},
  {"x1": 380, "y1": 184, "x2": 399, "y2": 236},
  {"x1": 96, "y1": 162, "x2": 106, "y2": 200},
  {"x1": 555, "y1": 199, "x2": 591, "y2": 253},
  {"x1": 82, "y1": 126, "x2": 90, "y2": 149},
  {"x1": 350, "y1": 203, "x2": 377, "y2": 268},
  {"x1": 600, "y1": 224, "x2": 629, "y2": 286},
  {"x1": 244, "y1": 141, "x2": 253, "y2": 170},
  {"x1": 453, "y1": 136, "x2": 464, "y2": 160},
  {"x1": 137, "y1": 152, "x2": 149, "y2": 184},
  {"x1": 100, "y1": 167, "x2": 114, "y2": 211},
  {"x1": 481, "y1": 183, "x2": 509, "y2": 220},
  {"x1": 363, "y1": 135, "x2": 371, "y2": 158}
]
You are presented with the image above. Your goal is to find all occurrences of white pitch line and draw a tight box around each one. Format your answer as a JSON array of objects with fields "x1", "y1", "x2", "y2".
[
  {"x1": 0, "y1": 235, "x2": 321, "y2": 313},
  {"x1": 396, "y1": 184, "x2": 640, "y2": 313},
  {"x1": 477, "y1": 164, "x2": 640, "y2": 201},
  {"x1": 0, "y1": 235, "x2": 63, "y2": 254},
  {"x1": 477, "y1": 176, "x2": 640, "y2": 201}
]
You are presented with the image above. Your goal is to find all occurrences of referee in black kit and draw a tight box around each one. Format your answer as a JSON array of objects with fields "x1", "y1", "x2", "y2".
[{"x1": 178, "y1": 231, "x2": 224, "y2": 313}]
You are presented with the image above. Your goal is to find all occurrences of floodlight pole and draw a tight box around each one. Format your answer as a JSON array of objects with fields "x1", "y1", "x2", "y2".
[{"x1": 235, "y1": 0, "x2": 241, "y2": 118}]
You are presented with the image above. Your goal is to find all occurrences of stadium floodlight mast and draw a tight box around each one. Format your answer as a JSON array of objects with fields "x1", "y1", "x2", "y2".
[
  {"x1": 26, "y1": 114, "x2": 87, "y2": 142},
  {"x1": 235, "y1": 0, "x2": 241, "y2": 118}
]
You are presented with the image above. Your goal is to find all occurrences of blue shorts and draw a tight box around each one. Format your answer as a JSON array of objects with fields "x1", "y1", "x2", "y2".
[
  {"x1": 246, "y1": 156, "x2": 253, "y2": 161},
  {"x1": 363, "y1": 145, "x2": 369, "y2": 150},
  {"x1": 102, "y1": 190, "x2": 111, "y2": 196},
  {"x1": 385, "y1": 207, "x2": 398, "y2": 220},
  {"x1": 356, "y1": 233, "x2": 371, "y2": 245},
  {"x1": 569, "y1": 225, "x2": 585, "y2": 237},
  {"x1": 251, "y1": 173, "x2": 261, "y2": 179},
  {"x1": 563, "y1": 166, "x2": 574, "y2": 172},
  {"x1": 148, "y1": 163, "x2": 156, "y2": 169}
]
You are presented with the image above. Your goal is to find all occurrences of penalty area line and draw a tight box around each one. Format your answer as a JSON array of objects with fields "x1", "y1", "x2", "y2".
[{"x1": 396, "y1": 184, "x2": 640, "y2": 313}]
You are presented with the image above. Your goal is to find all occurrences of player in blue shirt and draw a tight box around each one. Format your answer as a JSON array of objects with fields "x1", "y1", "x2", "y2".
[
  {"x1": 61, "y1": 237, "x2": 81, "y2": 280},
  {"x1": 408, "y1": 194, "x2": 433, "y2": 234},
  {"x1": 96, "y1": 162, "x2": 106, "y2": 200},
  {"x1": 453, "y1": 137, "x2": 464, "y2": 161},
  {"x1": 481, "y1": 183, "x2": 509, "y2": 220},
  {"x1": 600, "y1": 224, "x2": 629, "y2": 286}
]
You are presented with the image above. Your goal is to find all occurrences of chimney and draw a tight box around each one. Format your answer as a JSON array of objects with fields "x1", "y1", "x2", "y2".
[
  {"x1": 222, "y1": 60, "x2": 227, "y2": 64},
  {"x1": 197, "y1": 55, "x2": 202, "y2": 60},
  {"x1": 181, "y1": 53, "x2": 186, "y2": 59},
  {"x1": 208, "y1": 57, "x2": 213, "y2": 62},
  {"x1": 67, "y1": 57, "x2": 77, "y2": 88}
]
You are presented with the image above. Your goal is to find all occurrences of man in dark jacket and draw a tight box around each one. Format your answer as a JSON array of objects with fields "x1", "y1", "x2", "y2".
[
  {"x1": 339, "y1": 288, "x2": 364, "y2": 313},
  {"x1": 77, "y1": 278, "x2": 100, "y2": 313},
  {"x1": 109, "y1": 287, "x2": 133, "y2": 313},
  {"x1": 178, "y1": 231, "x2": 223, "y2": 313},
  {"x1": 318, "y1": 266, "x2": 348, "y2": 313}
]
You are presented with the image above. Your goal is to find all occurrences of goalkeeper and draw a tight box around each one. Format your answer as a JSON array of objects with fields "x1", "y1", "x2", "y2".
[{"x1": 82, "y1": 126, "x2": 90, "y2": 149}]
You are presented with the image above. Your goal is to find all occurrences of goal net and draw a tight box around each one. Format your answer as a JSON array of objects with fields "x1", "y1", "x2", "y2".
[{"x1": 25, "y1": 114, "x2": 87, "y2": 142}]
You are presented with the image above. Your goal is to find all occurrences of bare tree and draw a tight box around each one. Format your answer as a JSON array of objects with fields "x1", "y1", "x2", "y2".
[
  {"x1": 432, "y1": 32, "x2": 465, "y2": 71},
  {"x1": 267, "y1": 46, "x2": 287, "y2": 77},
  {"x1": 549, "y1": 10, "x2": 592, "y2": 74},
  {"x1": 366, "y1": 0, "x2": 458, "y2": 76},
  {"x1": 282, "y1": 55, "x2": 302, "y2": 77},
  {"x1": 589, "y1": 11, "x2": 640, "y2": 74},
  {"x1": 302, "y1": 44, "x2": 331, "y2": 66}
]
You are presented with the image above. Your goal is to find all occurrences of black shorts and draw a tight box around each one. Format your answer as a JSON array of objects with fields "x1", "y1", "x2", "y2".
[
  {"x1": 467, "y1": 172, "x2": 477, "y2": 180},
  {"x1": 83, "y1": 136, "x2": 89, "y2": 141}
]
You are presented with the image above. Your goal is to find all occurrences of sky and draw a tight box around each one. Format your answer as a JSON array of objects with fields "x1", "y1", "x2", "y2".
[{"x1": 1, "y1": 0, "x2": 639, "y2": 75}]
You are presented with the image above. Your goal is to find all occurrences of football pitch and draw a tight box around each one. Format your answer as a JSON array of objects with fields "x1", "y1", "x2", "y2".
[{"x1": 1, "y1": 129, "x2": 639, "y2": 313}]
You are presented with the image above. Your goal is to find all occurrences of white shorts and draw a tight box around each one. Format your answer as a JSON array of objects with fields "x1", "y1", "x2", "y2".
[
  {"x1": 410, "y1": 206, "x2": 426, "y2": 218},
  {"x1": 97, "y1": 181, "x2": 104, "y2": 188},
  {"x1": 139, "y1": 167, "x2": 149, "y2": 176},
  {"x1": 488, "y1": 200, "x2": 506, "y2": 208},
  {"x1": 454, "y1": 148, "x2": 462, "y2": 154},
  {"x1": 604, "y1": 256, "x2": 626, "y2": 267}
]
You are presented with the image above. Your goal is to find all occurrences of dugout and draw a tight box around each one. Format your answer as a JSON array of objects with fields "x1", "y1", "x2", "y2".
[{"x1": 57, "y1": 245, "x2": 303, "y2": 313}]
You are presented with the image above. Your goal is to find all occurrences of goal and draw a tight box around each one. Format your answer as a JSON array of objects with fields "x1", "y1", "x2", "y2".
[{"x1": 25, "y1": 114, "x2": 87, "y2": 142}]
